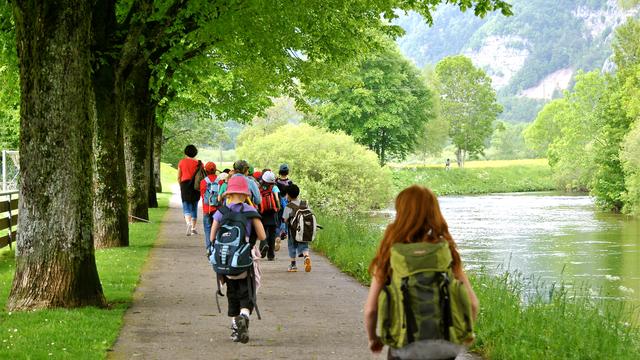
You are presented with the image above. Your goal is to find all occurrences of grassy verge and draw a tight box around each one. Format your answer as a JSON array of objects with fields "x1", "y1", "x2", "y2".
[
  {"x1": 0, "y1": 164, "x2": 177, "y2": 359},
  {"x1": 313, "y1": 212, "x2": 640, "y2": 360},
  {"x1": 392, "y1": 161, "x2": 556, "y2": 196}
]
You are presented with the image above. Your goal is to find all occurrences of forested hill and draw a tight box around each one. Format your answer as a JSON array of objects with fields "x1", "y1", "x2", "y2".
[{"x1": 395, "y1": 0, "x2": 639, "y2": 120}]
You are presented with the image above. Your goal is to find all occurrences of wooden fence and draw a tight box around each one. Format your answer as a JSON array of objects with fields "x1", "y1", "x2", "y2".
[{"x1": 0, "y1": 190, "x2": 18, "y2": 249}]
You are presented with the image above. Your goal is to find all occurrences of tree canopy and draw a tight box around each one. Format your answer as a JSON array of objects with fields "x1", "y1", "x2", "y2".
[
  {"x1": 434, "y1": 55, "x2": 502, "y2": 166},
  {"x1": 307, "y1": 41, "x2": 434, "y2": 165}
]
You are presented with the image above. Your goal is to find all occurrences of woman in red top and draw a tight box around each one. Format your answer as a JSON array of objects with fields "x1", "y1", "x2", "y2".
[{"x1": 177, "y1": 144, "x2": 201, "y2": 236}]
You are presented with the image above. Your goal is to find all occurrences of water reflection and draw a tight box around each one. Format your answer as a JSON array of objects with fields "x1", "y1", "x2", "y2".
[{"x1": 380, "y1": 193, "x2": 640, "y2": 303}]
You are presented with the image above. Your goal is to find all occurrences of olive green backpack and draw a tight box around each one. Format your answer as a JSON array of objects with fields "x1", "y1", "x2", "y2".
[{"x1": 377, "y1": 241, "x2": 474, "y2": 349}]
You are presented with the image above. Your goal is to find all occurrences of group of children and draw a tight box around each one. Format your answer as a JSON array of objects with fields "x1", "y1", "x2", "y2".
[
  {"x1": 178, "y1": 145, "x2": 480, "y2": 359},
  {"x1": 177, "y1": 145, "x2": 312, "y2": 344}
]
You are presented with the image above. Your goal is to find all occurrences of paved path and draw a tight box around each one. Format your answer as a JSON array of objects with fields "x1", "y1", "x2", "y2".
[
  {"x1": 109, "y1": 191, "x2": 374, "y2": 359},
  {"x1": 109, "y1": 189, "x2": 481, "y2": 359}
]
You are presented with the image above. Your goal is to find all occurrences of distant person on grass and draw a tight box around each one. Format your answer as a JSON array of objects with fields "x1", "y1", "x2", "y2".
[
  {"x1": 210, "y1": 176, "x2": 266, "y2": 344},
  {"x1": 282, "y1": 184, "x2": 312, "y2": 272},
  {"x1": 445, "y1": 158, "x2": 451, "y2": 171},
  {"x1": 177, "y1": 144, "x2": 202, "y2": 236},
  {"x1": 364, "y1": 185, "x2": 479, "y2": 360}
]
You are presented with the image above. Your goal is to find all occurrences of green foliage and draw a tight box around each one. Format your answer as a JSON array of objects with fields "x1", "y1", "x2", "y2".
[
  {"x1": 392, "y1": 164, "x2": 555, "y2": 195},
  {"x1": 0, "y1": 188, "x2": 174, "y2": 359},
  {"x1": 161, "y1": 110, "x2": 229, "y2": 167},
  {"x1": 0, "y1": 4, "x2": 18, "y2": 149},
  {"x1": 488, "y1": 121, "x2": 537, "y2": 160},
  {"x1": 414, "y1": 67, "x2": 449, "y2": 160},
  {"x1": 498, "y1": 96, "x2": 546, "y2": 123},
  {"x1": 237, "y1": 123, "x2": 393, "y2": 212},
  {"x1": 236, "y1": 97, "x2": 303, "y2": 148},
  {"x1": 307, "y1": 41, "x2": 434, "y2": 165},
  {"x1": 523, "y1": 98, "x2": 568, "y2": 157},
  {"x1": 621, "y1": 119, "x2": 640, "y2": 215},
  {"x1": 434, "y1": 55, "x2": 502, "y2": 165}
]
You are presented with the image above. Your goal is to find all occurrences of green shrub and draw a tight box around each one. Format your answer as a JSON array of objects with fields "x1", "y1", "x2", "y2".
[
  {"x1": 621, "y1": 120, "x2": 640, "y2": 215},
  {"x1": 237, "y1": 123, "x2": 393, "y2": 212}
]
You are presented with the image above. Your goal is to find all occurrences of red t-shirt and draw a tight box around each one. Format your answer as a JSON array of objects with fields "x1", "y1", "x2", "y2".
[
  {"x1": 178, "y1": 158, "x2": 199, "y2": 182},
  {"x1": 200, "y1": 174, "x2": 218, "y2": 214}
]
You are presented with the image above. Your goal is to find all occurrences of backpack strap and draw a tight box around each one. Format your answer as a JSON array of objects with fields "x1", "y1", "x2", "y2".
[{"x1": 204, "y1": 176, "x2": 212, "y2": 185}]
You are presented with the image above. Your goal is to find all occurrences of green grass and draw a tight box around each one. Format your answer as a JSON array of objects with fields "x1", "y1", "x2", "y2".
[
  {"x1": 392, "y1": 162, "x2": 556, "y2": 196},
  {"x1": 0, "y1": 164, "x2": 177, "y2": 359},
  {"x1": 313, "y1": 212, "x2": 640, "y2": 360}
]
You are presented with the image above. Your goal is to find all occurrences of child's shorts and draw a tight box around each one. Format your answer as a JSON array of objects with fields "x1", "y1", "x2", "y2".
[{"x1": 226, "y1": 277, "x2": 254, "y2": 317}]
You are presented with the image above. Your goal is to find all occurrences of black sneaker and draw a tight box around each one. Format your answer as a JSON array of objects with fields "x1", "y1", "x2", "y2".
[
  {"x1": 234, "y1": 314, "x2": 250, "y2": 344},
  {"x1": 230, "y1": 323, "x2": 239, "y2": 342},
  {"x1": 260, "y1": 244, "x2": 269, "y2": 259}
]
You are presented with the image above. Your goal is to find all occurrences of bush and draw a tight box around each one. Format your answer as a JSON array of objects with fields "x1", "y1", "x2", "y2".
[
  {"x1": 621, "y1": 120, "x2": 640, "y2": 215},
  {"x1": 236, "y1": 123, "x2": 393, "y2": 212}
]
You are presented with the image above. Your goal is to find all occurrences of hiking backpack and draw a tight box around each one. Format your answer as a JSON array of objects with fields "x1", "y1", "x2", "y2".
[
  {"x1": 192, "y1": 161, "x2": 207, "y2": 191},
  {"x1": 204, "y1": 177, "x2": 220, "y2": 208},
  {"x1": 287, "y1": 201, "x2": 317, "y2": 243},
  {"x1": 259, "y1": 185, "x2": 278, "y2": 214},
  {"x1": 210, "y1": 206, "x2": 261, "y2": 276},
  {"x1": 377, "y1": 241, "x2": 474, "y2": 349}
]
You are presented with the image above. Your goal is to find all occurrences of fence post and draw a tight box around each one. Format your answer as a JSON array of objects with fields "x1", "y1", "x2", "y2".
[{"x1": 2, "y1": 150, "x2": 6, "y2": 192}]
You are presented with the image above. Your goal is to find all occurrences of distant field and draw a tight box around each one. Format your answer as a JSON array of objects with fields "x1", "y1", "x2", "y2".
[
  {"x1": 392, "y1": 160, "x2": 557, "y2": 195},
  {"x1": 390, "y1": 158, "x2": 549, "y2": 169}
]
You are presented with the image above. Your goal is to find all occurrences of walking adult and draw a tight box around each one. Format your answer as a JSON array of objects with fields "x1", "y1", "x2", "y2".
[{"x1": 177, "y1": 144, "x2": 202, "y2": 236}]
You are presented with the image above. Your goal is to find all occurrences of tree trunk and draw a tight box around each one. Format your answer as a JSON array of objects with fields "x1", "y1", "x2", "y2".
[
  {"x1": 148, "y1": 114, "x2": 158, "y2": 209},
  {"x1": 120, "y1": 62, "x2": 152, "y2": 222},
  {"x1": 456, "y1": 148, "x2": 463, "y2": 168},
  {"x1": 92, "y1": 0, "x2": 129, "y2": 248},
  {"x1": 153, "y1": 122, "x2": 163, "y2": 193},
  {"x1": 9, "y1": 0, "x2": 105, "y2": 310}
]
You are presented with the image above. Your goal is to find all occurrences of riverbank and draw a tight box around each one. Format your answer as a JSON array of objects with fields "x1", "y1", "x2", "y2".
[
  {"x1": 312, "y1": 212, "x2": 640, "y2": 359},
  {"x1": 392, "y1": 159, "x2": 557, "y2": 195},
  {"x1": 0, "y1": 164, "x2": 176, "y2": 359}
]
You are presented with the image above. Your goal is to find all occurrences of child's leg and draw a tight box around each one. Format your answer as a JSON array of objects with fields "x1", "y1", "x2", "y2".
[
  {"x1": 227, "y1": 278, "x2": 252, "y2": 343},
  {"x1": 287, "y1": 234, "x2": 297, "y2": 272},
  {"x1": 182, "y1": 201, "x2": 193, "y2": 235},
  {"x1": 299, "y1": 242, "x2": 312, "y2": 272},
  {"x1": 190, "y1": 200, "x2": 198, "y2": 233}
]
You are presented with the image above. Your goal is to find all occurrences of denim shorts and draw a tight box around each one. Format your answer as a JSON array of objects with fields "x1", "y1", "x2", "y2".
[
  {"x1": 287, "y1": 234, "x2": 309, "y2": 258},
  {"x1": 182, "y1": 200, "x2": 198, "y2": 218}
]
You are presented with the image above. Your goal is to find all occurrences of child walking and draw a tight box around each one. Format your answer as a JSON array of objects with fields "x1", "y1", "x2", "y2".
[
  {"x1": 210, "y1": 176, "x2": 266, "y2": 343},
  {"x1": 282, "y1": 184, "x2": 311, "y2": 272},
  {"x1": 364, "y1": 185, "x2": 479, "y2": 360}
]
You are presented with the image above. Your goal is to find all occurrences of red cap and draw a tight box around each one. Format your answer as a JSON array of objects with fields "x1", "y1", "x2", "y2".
[{"x1": 204, "y1": 162, "x2": 217, "y2": 173}]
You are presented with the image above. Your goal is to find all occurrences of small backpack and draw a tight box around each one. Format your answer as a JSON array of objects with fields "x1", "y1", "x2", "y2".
[
  {"x1": 204, "y1": 177, "x2": 220, "y2": 208},
  {"x1": 192, "y1": 161, "x2": 207, "y2": 191},
  {"x1": 377, "y1": 241, "x2": 474, "y2": 349},
  {"x1": 287, "y1": 201, "x2": 317, "y2": 243},
  {"x1": 259, "y1": 185, "x2": 278, "y2": 214},
  {"x1": 210, "y1": 206, "x2": 261, "y2": 276}
]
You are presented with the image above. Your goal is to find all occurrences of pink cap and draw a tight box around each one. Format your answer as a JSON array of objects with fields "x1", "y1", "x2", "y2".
[{"x1": 225, "y1": 176, "x2": 250, "y2": 195}]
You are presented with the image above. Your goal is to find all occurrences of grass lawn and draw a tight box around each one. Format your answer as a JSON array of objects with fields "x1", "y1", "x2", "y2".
[
  {"x1": 392, "y1": 160, "x2": 556, "y2": 196},
  {"x1": 313, "y1": 212, "x2": 640, "y2": 360},
  {"x1": 0, "y1": 164, "x2": 177, "y2": 359}
]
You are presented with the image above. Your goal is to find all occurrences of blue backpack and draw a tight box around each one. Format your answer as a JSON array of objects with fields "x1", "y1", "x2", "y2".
[
  {"x1": 210, "y1": 206, "x2": 261, "y2": 276},
  {"x1": 204, "y1": 177, "x2": 220, "y2": 207}
]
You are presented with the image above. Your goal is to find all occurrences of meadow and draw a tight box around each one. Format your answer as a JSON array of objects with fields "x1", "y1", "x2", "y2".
[
  {"x1": 391, "y1": 159, "x2": 557, "y2": 195},
  {"x1": 0, "y1": 163, "x2": 176, "y2": 359}
]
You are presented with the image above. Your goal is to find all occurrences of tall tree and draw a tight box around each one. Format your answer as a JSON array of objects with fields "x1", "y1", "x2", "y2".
[
  {"x1": 9, "y1": 0, "x2": 105, "y2": 310},
  {"x1": 307, "y1": 42, "x2": 434, "y2": 165},
  {"x1": 434, "y1": 55, "x2": 501, "y2": 167},
  {"x1": 0, "y1": 3, "x2": 19, "y2": 150}
]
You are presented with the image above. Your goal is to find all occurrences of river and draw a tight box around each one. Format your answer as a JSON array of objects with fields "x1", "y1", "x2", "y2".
[{"x1": 380, "y1": 192, "x2": 640, "y2": 304}]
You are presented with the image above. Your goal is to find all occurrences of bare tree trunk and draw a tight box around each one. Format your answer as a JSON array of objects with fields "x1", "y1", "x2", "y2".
[
  {"x1": 456, "y1": 148, "x2": 463, "y2": 168},
  {"x1": 9, "y1": 0, "x2": 105, "y2": 310},
  {"x1": 121, "y1": 62, "x2": 152, "y2": 221},
  {"x1": 153, "y1": 122, "x2": 163, "y2": 193},
  {"x1": 148, "y1": 114, "x2": 158, "y2": 209},
  {"x1": 92, "y1": 0, "x2": 129, "y2": 248}
]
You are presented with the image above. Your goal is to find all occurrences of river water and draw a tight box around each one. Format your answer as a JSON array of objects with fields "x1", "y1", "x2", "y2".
[{"x1": 379, "y1": 193, "x2": 640, "y2": 304}]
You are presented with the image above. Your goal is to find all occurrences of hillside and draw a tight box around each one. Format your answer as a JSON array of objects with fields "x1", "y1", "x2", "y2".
[{"x1": 395, "y1": 0, "x2": 639, "y2": 121}]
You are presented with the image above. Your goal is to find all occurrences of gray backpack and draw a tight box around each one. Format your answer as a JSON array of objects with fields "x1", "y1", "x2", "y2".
[{"x1": 287, "y1": 201, "x2": 317, "y2": 243}]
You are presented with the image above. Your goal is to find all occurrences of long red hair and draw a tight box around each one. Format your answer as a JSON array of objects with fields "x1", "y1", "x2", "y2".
[{"x1": 369, "y1": 185, "x2": 462, "y2": 282}]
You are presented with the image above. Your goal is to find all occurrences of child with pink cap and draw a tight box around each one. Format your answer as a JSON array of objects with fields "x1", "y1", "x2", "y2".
[{"x1": 210, "y1": 175, "x2": 266, "y2": 344}]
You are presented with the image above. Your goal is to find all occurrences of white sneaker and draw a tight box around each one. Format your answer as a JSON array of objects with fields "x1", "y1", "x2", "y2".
[{"x1": 186, "y1": 223, "x2": 192, "y2": 236}]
